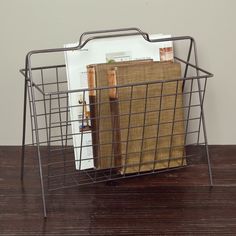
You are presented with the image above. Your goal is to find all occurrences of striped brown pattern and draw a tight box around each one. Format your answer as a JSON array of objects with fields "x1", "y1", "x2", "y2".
[{"x1": 90, "y1": 60, "x2": 185, "y2": 173}]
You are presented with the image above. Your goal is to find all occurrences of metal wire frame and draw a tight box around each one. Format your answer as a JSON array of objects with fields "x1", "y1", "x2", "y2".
[{"x1": 20, "y1": 28, "x2": 213, "y2": 218}]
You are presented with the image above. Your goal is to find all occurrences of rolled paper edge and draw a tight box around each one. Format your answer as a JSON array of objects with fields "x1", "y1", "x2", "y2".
[
  {"x1": 107, "y1": 68, "x2": 118, "y2": 99},
  {"x1": 87, "y1": 66, "x2": 96, "y2": 96}
]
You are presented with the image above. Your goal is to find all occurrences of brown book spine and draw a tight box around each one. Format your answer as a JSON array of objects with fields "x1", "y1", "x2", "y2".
[
  {"x1": 107, "y1": 68, "x2": 122, "y2": 169},
  {"x1": 87, "y1": 66, "x2": 99, "y2": 168}
]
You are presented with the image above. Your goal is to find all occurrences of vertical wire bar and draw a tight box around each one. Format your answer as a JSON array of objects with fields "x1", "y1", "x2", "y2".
[
  {"x1": 56, "y1": 68, "x2": 65, "y2": 147},
  {"x1": 124, "y1": 85, "x2": 133, "y2": 175},
  {"x1": 196, "y1": 79, "x2": 202, "y2": 145},
  {"x1": 64, "y1": 94, "x2": 69, "y2": 148},
  {"x1": 197, "y1": 78, "x2": 208, "y2": 144},
  {"x1": 93, "y1": 91, "x2": 97, "y2": 181},
  {"x1": 193, "y1": 40, "x2": 213, "y2": 186},
  {"x1": 167, "y1": 81, "x2": 179, "y2": 168},
  {"x1": 200, "y1": 79, "x2": 208, "y2": 114},
  {"x1": 91, "y1": 89, "x2": 99, "y2": 181},
  {"x1": 21, "y1": 76, "x2": 28, "y2": 180},
  {"x1": 138, "y1": 84, "x2": 149, "y2": 174},
  {"x1": 181, "y1": 39, "x2": 193, "y2": 166},
  {"x1": 199, "y1": 80, "x2": 208, "y2": 147},
  {"x1": 27, "y1": 57, "x2": 47, "y2": 218},
  {"x1": 56, "y1": 68, "x2": 65, "y2": 145},
  {"x1": 153, "y1": 83, "x2": 164, "y2": 171},
  {"x1": 56, "y1": 68, "x2": 66, "y2": 185},
  {"x1": 79, "y1": 91, "x2": 85, "y2": 171},
  {"x1": 201, "y1": 79, "x2": 208, "y2": 106},
  {"x1": 47, "y1": 94, "x2": 52, "y2": 190},
  {"x1": 108, "y1": 69, "x2": 121, "y2": 179},
  {"x1": 28, "y1": 85, "x2": 35, "y2": 145},
  {"x1": 41, "y1": 69, "x2": 49, "y2": 144},
  {"x1": 182, "y1": 40, "x2": 193, "y2": 91},
  {"x1": 197, "y1": 77, "x2": 213, "y2": 186},
  {"x1": 95, "y1": 89, "x2": 102, "y2": 181},
  {"x1": 41, "y1": 69, "x2": 51, "y2": 189},
  {"x1": 109, "y1": 97, "x2": 115, "y2": 179},
  {"x1": 182, "y1": 78, "x2": 194, "y2": 166},
  {"x1": 108, "y1": 73, "x2": 114, "y2": 179}
]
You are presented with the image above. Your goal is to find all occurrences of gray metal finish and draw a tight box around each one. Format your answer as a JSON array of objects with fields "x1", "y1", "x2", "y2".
[{"x1": 20, "y1": 28, "x2": 214, "y2": 218}]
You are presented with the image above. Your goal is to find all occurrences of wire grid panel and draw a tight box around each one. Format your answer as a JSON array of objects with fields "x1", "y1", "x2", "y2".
[{"x1": 25, "y1": 63, "x2": 209, "y2": 191}]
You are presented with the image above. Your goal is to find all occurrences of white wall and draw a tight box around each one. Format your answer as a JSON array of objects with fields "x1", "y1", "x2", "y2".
[{"x1": 0, "y1": 0, "x2": 235, "y2": 145}]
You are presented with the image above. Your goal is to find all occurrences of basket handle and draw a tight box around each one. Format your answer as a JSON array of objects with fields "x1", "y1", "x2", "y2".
[{"x1": 78, "y1": 27, "x2": 149, "y2": 49}]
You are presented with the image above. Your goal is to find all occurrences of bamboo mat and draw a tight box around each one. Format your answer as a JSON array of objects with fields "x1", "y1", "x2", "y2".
[{"x1": 88, "y1": 60, "x2": 185, "y2": 173}]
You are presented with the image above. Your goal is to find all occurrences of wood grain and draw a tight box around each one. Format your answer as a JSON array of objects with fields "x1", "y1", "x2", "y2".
[{"x1": 0, "y1": 145, "x2": 236, "y2": 235}]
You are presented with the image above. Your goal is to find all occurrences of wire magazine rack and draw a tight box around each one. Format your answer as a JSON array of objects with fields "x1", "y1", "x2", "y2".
[{"x1": 20, "y1": 28, "x2": 214, "y2": 217}]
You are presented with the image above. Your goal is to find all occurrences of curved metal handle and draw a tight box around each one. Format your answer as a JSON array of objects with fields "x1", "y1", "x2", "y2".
[{"x1": 77, "y1": 27, "x2": 149, "y2": 48}]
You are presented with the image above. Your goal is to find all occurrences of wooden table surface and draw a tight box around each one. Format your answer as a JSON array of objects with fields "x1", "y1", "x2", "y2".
[{"x1": 0, "y1": 145, "x2": 236, "y2": 235}]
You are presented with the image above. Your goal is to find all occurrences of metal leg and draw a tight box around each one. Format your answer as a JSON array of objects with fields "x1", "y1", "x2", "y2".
[
  {"x1": 36, "y1": 145, "x2": 47, "y2": 218},
  {"x1": 198, "y1": 100, "x2": 213, "y2": 186},
  {"x1": 21, "y1": 78, "x2": 28, "y2": 180},
  {"x1": 27, "y1": 57, "x2": 47, "y2": 218},
  {"x1": 193, "y1": 39, "x2": 213, "y2": 186},
  {"x1": 32, "y1": 95, "x2": 47, "y2": 218}
]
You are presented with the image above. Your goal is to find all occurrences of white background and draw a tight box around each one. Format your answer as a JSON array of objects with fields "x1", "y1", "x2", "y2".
[{"x1": 0, "y1": 0, "x2": 235, "y2": 145}]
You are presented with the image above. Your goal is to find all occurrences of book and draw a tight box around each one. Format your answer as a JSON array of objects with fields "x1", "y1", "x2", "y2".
[
  {"x1": 91, "y1": 61, "x2": 186, "y2": 174},
  {"x1": 89, "y1": 60, "x2": 154, "y2": 170}
]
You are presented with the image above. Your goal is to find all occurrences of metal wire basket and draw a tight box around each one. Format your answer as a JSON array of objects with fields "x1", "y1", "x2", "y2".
[{"x1": 20, "y1": 28, "x2": 213, "y2": 217}]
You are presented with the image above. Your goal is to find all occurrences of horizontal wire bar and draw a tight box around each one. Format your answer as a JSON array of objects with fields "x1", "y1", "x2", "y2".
[
  {"x1": 47, "y1": 89, "x2": 204, "y2": 113},
  {"x1": 46, "y1": 154, "x2": 192, "y2": 179},
  {"x1": 32, "y1": 109, "x2": 70, "y2": 118},
  {"x1": 47, "y1": 130, "x2": 200, "y2": 153},
  {"x1": 33, "y1": 103, "x2": 201, "y2": 131},
  {"x1": 31, "y1": 95, "x2": 68, "y2": 103},
  {"x1": 32, "y1": 116, "x2": 200, "y2": 146},
  {"x1": 50, "y1": 110, "x2": 201, "y2": 131},
  {"x1": 36, "y1": 80, "x2": 67, "y2": 87},
  {"x1": 49, "y1": 116, "x2": 200, "y2": 141},
  {"x1": 29, "y1": 88, "x2": 204, "y2": 115},
  {"x1": 44, "y1": 142, "x2": 206, "y2": 168},
  {"x1": 174, "y1": 56, "x2": 213, "y2": 77},
  {"x1": 20, "y1": 64, "x2": 66, "y2": 75},
  {"x1": 47, "y1": 164, "x2": 192, "y2": 191},
  {"x1": 34, "y1": 75, "x2": 209, "y2": 96}
]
